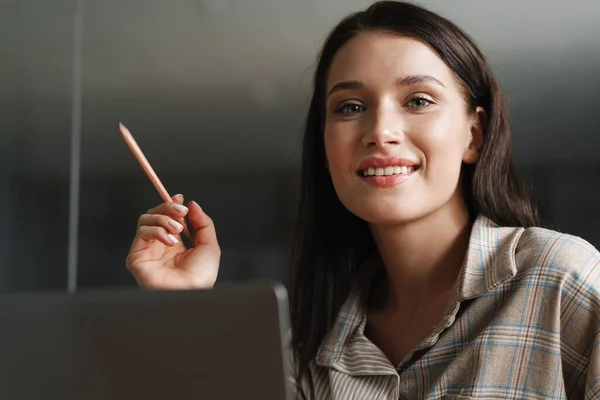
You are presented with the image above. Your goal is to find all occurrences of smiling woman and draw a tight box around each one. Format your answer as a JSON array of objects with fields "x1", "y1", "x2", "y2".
[
  {"x1": 124, "y1": 1, "x2": 600, "y2": 399},
  {"x1": 324, "y1": 32, "x2": 485, "y2": 225}
]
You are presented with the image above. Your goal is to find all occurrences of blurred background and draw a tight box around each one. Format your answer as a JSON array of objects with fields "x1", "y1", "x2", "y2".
[{"x1": 1, "y1": 0, "x2": 599, "y2": 293}]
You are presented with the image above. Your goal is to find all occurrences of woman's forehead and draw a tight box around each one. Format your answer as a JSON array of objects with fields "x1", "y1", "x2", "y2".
[{"x1": 326, "y1": 31, "x2": 455, "y2": 90}]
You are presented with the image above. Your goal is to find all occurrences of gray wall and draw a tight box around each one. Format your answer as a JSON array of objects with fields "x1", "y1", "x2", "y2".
[{"x1": 2, "y1": 0, "x2": 599, "y2": 292}]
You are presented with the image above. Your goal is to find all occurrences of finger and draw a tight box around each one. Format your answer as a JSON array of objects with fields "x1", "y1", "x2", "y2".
[
  {"x1": 137, "y1": 213, "x2": 185, "y2": 235},
  {"x1": 172, "y1": 193, "x2": 184, "y2": 205},
  {"x1": 129, "y1": 196, "x2": 187, "y2": 256},
  {"x1": 146, "y1": 201, "x2": 189, "y2": 220},
  {"x1": 170, "y1": 194, "x2": 195, "y2": 242},
  {"x1": 137, "y1": 225, "x2": 180, "y2": 247},
  {"x1": 187, "y1": 201, "x2": 219, "y2": 248}
]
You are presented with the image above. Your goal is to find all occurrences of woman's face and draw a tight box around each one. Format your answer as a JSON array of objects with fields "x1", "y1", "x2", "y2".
[{"x1": 324, "y1": 31, "x2": 483, "y2": 225}]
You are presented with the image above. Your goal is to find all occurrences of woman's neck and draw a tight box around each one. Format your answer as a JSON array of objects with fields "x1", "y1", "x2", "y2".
[{"x1": 369, "y1": 196, "x2": 472, "y2": 310}]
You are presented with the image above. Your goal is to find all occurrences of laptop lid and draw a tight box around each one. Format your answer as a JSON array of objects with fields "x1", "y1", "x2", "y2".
[{"x1": 0, "y1": 283, "x2": 292, "y2": 400}]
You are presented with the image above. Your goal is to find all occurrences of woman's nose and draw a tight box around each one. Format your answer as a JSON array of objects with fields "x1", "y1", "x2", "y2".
[{"x1": 361, "y1": 108, "x2": 403, "y2": 148}]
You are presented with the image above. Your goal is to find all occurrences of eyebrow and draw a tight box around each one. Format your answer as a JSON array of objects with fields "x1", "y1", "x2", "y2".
[
  {"x1": 397, "y1": 74, "x2": 446, "y2": 88},
  {"x1": 327, "y1": 74, "x2": 446, "y2": 97}
]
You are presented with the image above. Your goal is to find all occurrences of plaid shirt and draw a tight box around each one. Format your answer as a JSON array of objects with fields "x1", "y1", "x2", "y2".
[{"x1": 295, "y1": 216, "x2": 600, "y2": 399}]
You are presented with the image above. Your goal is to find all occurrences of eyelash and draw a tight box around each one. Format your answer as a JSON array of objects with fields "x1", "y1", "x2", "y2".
[
  {"x1": 406, "y1": 96, "x2": 434, "y2": 109},
  {"x1": 334, "y1": 102, "x2": 365, "y2": 115},
  {"x1": 333, "y1": 96, "x2": 435, "y2": 115}
]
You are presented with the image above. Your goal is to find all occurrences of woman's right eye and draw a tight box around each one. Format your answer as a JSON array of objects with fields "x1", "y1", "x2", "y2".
[{"x1": 334, "y1": 102, "x2": 366, "y2": 115}]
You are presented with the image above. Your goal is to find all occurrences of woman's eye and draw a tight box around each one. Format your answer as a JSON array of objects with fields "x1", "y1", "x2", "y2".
[
  {"x1": 334, "y1": 103, "x2": 365, "y2": 115},
  {"x1": 406, "y1": 96, "x2": 434, "y2": 109}
]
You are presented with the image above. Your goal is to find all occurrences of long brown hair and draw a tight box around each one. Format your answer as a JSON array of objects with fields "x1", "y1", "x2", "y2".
[{"x1": 288, "y1": 1, "x2": 540, "y2": 397}]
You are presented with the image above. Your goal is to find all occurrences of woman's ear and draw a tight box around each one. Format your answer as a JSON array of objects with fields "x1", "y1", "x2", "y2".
[{"x1": 463, "y1": 106, "x2": 486, "y2": 164}]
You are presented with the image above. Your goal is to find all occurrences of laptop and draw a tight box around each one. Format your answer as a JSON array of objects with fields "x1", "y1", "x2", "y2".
[{"x1": 0, "y1": 283, "x2": 293, "y2": 400}]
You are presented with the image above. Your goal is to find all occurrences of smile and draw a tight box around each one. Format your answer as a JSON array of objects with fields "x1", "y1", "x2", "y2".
[
  {"x1": 357, "y1": 165, "x2": 419, "y2": 188},
  {"x1": 358, "y1": 165, "x2": 417, "y2": 177},
  {"x1": 356, "y1": 157, "x2": 420, "y2": 188}
]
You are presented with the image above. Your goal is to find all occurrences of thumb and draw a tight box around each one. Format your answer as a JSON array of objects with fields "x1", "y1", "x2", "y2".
[{"x1": 187, "y1": 201, "x2": 218, "y2": 248}]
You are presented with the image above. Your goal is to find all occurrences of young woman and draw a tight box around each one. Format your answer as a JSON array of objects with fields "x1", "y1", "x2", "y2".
[{"x1": 125, "y1": 2, "x2": 600, "y2": 398}]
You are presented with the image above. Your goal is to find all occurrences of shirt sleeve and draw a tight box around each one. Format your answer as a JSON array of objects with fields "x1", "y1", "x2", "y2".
[
  {"x1": 575, "y1": 255, "x2": 600, "y2": 399},
  {"x1": 550, "y1": 240, "x2": 600, "y2": 398},
  {"x1": 585, "y1": 328, "x2": 600, "y2": 399}
]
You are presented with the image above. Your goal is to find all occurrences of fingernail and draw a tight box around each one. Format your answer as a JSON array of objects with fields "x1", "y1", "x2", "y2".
[
  {"x1": 168, "y1": 219, "x2": 183, "y2": 231},
  {"x1": 191, "y1": 201, "x2": 202, "y2": 211},
  {"x1": 167, "y1": 234, "x2": 179, "y2": 244},
  {"x1": 173, "y1": 204, "x2": 188, "y2": 213},
  {"x1": 173, "y1": 193, "x2": 183, "y2": 200}
]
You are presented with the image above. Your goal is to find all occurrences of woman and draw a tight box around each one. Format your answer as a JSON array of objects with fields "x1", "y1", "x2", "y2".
[{"x1": 125, "y1": 2, "x2": 600, "y2": 399}]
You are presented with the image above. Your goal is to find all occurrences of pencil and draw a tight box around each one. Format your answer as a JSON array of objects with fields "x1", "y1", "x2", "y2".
[{"x1": 119, "y1": 122, "x2": 194, "y2": 244}]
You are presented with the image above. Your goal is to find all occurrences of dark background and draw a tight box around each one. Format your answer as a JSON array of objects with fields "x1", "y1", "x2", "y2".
[{"x1": 2, "y1": 0, "x2": 599, "y2": 293}]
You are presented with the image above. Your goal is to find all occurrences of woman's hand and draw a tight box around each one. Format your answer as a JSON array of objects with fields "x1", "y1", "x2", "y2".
[{"x1": 126, "y1": 194, "x2": 220, "y2": 290}]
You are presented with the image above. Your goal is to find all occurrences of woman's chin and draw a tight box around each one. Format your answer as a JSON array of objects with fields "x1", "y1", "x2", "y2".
[{"x1": 351, "y1": 207, "x2": 426, "y2": 226}]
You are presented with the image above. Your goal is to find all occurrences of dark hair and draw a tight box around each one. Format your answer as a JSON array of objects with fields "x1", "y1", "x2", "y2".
[{"x1": 288, "y1": 1, "x2": 540, "y2": 397}]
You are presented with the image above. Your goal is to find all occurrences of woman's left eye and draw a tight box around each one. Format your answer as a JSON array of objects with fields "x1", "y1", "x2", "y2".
[{"x1": 406, "y1": 96, "x2": 434, "y2": 109}]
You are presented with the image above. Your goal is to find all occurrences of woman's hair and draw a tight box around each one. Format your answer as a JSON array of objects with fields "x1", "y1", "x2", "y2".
[{"x1": 288, "y1": 1, "x2": 540, "y2": 396}]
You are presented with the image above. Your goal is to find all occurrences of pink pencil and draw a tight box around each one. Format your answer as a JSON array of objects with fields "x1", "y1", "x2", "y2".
[{"x1": 119, "y1": 122, "x2": 194, "y2": 244}]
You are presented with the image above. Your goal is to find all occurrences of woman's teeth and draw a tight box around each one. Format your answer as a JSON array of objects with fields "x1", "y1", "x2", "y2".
[{"x1": 361, "y1": 166, "x2": 415, "y2": 177}]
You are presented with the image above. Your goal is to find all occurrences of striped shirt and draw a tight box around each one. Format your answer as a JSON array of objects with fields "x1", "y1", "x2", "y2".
[{"x1": 293, "y1": 216, "x2": 600, "y2": 399}]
